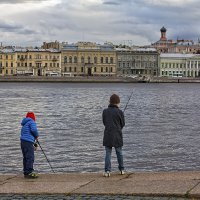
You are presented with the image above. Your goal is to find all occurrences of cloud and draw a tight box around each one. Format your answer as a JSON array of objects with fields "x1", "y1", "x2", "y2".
[
  {"x1": 103, "y1": 1, "x2": 120, "y2": 5},
  {"x1": 0, "y1": 0, "x2": 200, "y2": 46},
  {"x1": 0, "y1": 0, "x2": 48, "y2": 4}
]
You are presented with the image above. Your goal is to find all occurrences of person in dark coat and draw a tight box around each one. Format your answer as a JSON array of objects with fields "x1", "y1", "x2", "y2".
[
  {"x1": 102, "y1": 94, "x2": 125, "y2": 177},
  {"x1": 20, "y1": 112, "x2": 39, "y2": 178}
]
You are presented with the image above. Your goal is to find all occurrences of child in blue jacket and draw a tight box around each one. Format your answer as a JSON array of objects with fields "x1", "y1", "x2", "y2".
[{"x1": 20, "y1": 112, "x2": 39, "y2": 178}]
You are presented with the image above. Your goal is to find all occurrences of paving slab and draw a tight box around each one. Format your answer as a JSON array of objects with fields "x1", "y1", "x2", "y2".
[
  {"x1": 0, "y1": 173, "x2": 96, "y2": 194},
  {"x1": 74, "y1": 176, "x2": 198, "y2": 196},
  {"x1": 187, "y1": 182, "x2": 200, "y2": 199},
  {"x1": 0, "y1": 175, "x2": 17, "y2": 183}
]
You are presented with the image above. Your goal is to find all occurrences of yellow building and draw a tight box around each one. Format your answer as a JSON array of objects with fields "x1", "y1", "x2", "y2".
[
  {"x1": 61, "y1": 42, "x2": 116, "y2": 76},
  {"x1": 0, "y1": 49, "x2": 16, "y2": 76},
  {"x1": 0, "y1": 48, "x2": 61, "y2": 76}
]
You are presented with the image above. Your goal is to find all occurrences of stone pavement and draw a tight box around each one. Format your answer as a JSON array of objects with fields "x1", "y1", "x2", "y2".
[{"x1": 1, "y1": 171, "x2": 200, "y2": 199}]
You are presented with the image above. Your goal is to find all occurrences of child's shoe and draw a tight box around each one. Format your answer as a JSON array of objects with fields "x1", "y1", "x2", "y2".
[
  {"x1": 103, "y1": 171, "x2": 110, "y2": 177},
  {"x1": 24, "y1": 172, "x2": 39, "y2": 179}
]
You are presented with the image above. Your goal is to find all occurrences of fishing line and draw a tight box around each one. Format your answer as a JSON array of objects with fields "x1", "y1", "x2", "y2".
[{"x1": 123, "y1": 89, "x2": 134, "y2": 113}]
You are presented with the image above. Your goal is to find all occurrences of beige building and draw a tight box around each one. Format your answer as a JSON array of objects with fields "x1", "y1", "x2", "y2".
[
  {"x1": 61, "y1": 42, "x2": 116, "y2": 76},
  {"x1": 0, "y1": 48, "x2": 61, "y2": 76},
  {"x1": 160, "y1": 53, "x2": 200, "y2": 77},
  {"x1": 42, "y1": 40, "x2": 61, "y2": 50}
]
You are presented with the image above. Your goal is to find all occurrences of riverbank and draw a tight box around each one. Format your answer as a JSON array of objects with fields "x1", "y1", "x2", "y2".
[
  {"x1": 0, "y1": 76, "x2": 132, "y2": 83},
  {"x1": 1, "y1": 76, "x2": 200, "y2": 83},
  {"x1": 1, "y1": 171, "x2": 200, "y2": 199}
]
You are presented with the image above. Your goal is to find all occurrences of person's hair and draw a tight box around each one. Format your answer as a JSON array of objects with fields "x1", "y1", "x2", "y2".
[{"x1": 110, "y1": 94, "x2": 120, "y2": 105}]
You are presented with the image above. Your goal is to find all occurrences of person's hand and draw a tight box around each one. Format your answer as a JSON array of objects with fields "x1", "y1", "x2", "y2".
[{"x1": 33, "y1": 142, "x2": 38, "y2": 151}]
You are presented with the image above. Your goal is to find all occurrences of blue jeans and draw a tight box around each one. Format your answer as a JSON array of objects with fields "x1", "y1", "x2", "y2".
[
  {"x1": 104, "y1": 146, "x2": 124, "y2": 172},
  {"x1": 21, "y1": 140, "x2": 34, "y2": 175}
]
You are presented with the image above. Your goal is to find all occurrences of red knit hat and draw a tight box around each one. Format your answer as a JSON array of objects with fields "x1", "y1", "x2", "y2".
[{"x1": 26, "y1": 112, "x2": 36, "y2": 121}]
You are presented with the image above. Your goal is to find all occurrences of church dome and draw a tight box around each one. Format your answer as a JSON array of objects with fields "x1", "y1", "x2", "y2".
[{"x1": 160, "y1": 26, "x2": 167, "y2": 32}]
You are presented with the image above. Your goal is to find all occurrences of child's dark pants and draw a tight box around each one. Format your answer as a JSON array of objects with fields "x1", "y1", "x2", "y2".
[{"x1": 21, "y1": 140, "x2": 34, "y2": 175}]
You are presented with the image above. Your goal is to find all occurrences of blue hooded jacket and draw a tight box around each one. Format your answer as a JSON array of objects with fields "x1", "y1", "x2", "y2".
[{"x1": 20, "y1": 117, "x2": 39, "y2": 143}]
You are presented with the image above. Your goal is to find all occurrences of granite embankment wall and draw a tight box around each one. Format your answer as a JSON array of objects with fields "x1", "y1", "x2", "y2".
[
  {"x1": 0, "y1": 76, "x2": 132, "y2": 83},
  {"x1": 0, "y1": 76, "x2": 200, "y2": 83}
]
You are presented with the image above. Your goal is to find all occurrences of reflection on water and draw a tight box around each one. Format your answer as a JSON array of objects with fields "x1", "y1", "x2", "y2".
[{"x1": 1, "y1": 82, "x2": 200, "y2": 174}]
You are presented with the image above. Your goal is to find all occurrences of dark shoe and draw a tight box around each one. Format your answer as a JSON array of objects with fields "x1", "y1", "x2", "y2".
[{"x1": 24, "y1": 172, "x2": 38, "y2": 179}]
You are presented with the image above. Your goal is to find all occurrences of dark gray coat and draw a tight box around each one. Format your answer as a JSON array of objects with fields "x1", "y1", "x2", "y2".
[{"x1": 103, "y1": 104, "x2": 125, "y2": 147}]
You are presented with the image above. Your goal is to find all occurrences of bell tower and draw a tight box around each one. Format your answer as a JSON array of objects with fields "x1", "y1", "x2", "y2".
[{"x1": 160, "y1": 26, "x2": 167, "y2": 41}]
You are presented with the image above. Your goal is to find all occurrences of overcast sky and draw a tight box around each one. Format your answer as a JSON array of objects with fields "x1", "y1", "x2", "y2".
[{"x1": 0, "y1": 0, "x2": 200, "y2": 47}]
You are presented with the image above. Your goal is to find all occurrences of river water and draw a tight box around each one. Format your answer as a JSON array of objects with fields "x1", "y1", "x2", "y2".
[{"x1": 1, "y1": 82, "x2": 200, "y2": 174}]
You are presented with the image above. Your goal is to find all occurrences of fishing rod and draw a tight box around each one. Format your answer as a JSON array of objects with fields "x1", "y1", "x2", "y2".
[
  {"x1": 123, "y1": 89, "x2": 134, "y2": 113},
  {"x1": 37, "y1": 141, "x2": 55, "y2": 173}
]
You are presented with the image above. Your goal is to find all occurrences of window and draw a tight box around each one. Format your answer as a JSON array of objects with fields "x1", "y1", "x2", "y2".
[
  {"x1": 74, "y1": 67, "x2": 76, "y2": 72},
  {"x1": 29, "y1": 55, "x2": 32, "y2": 59},
  {"x1": 45, "y1": 63, "x2": 48, "y2": 67},
  {"x1": 110, "y1": 67, "x2": 113, "y2": 72},
  {"x1": 69, "y1": 57, "x2": 72, "y2": 63},
  {"x1": 94, "y1": 67, "x2": 96, "y2": 72},
  {"x1": 64, "y1": 56, "x2": 67, "y2": 63},
  {"x1": 101, "y1": 57, "x2": 103, "y2": 63},
  {"x1": 101, "y1": 67, "x2": 103, "y2": 72},
  {"x1": 11, "y1": 70, "x2": 13, "y2": 74},
  {"x1": 6, "y1": 62, "x2": 8, "y2": 67},
  {"x1": 81, "y1": 67, "x2": 84, "y2": 72},
  {"x1": 29, "y1": 63, "x2": 32, "y2": 67},
  {"x1": 74, "y1": 56, "x2": 77, "y2": 63},
  {"x1": 65, "y1": 67, "x2": 67, "y2": 72},
  {"x1": 57, "y1": 63, "x2": 59, "y2": 68},
  {"x1": 69, "y1": 67, "x2": 71, "y2": 72},
  {"x1": 106, "y1": 67, "x2": 108, "y2": 72},
  {"x1": 106, "y1": 57, "x2": 108, "y2": 64},
  {"x1": 110, "y1": 57, "x2": 113, "y2": 64}
]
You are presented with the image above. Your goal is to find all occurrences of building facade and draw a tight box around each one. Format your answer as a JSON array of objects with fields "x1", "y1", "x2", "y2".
[
  {"x1": 0, "y1": 48, "x2": 61, "y2": 76},
  {"x1": 151, "y1": 27, "x2": 200, "y2": 54},
  {"x1": 0, "y1": 49, "x2": 16, "y2": 75},
  {"x1": 160, "y1": 53, "x2": 200, "y2": 77},
  {"x1": 42, "y1": 40, "x2": 61, "y2": 50},
  {"x1": 167, "y1": 40, "x2": 200, "y2": 54},
  {"x1": 117, "y1": 48, "x2": 159, "y2": 77},
  {"x1": 61, "y1": 42, "x2": 116, "y2": 76}
]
